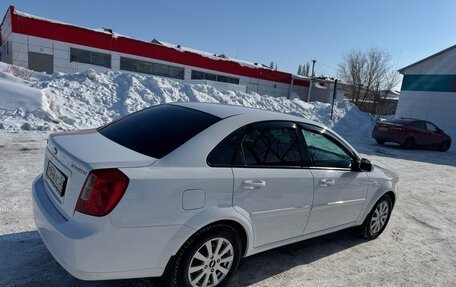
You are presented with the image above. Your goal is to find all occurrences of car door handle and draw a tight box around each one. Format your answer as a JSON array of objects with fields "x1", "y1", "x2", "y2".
[
  {"x1": 319, "y1": 179, "x2": 335, "y2": 187},
  {"x1": 242, "y1": 180, "x2": 266, "y2": 190}
]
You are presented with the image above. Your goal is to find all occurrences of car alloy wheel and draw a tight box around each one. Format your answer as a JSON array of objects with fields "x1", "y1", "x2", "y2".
[
  {"x1": 439, "y1": 140, "x2": 450, "y2": 152},
  {"x1": 165, "y1": 224, "x2": 241, "y2": 287},
  {"x1": 369, "y1": 201, "x2": 389, "y2": 234},
  {"x1": 188, "y1": 238, "x2": 234, "y2": 287},
  {"x1": 360, "y1": 195, "x2": 393, "y2": 239}
]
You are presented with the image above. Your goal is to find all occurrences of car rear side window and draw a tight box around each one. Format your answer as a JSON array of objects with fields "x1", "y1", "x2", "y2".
[
  {"x1": 207, "y1": 128, "x2": 245, "y2": 166},
  {"x1": 242, "y1": 123, "x2": 302, "y2": 167},
  {"x1": 413, "y1": 121, "x2": 426, "y2": 130},
  {"x1": 99, "y1": 105, "x2": 221, "y2": 158}
]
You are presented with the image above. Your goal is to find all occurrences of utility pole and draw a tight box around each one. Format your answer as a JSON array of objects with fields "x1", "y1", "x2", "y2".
[
  {"x1": 306, "y1": 79, "x2": 312, "y2": 102},
  {"x1": 330, "y1": 79, "x2": 338, "y2": 119},
  {"x1": 311, "y1": 59, "x2": 316, "y2": 77}
]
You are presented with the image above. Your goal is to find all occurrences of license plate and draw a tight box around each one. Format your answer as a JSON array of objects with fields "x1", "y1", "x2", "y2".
[
  {"x1": 379, "y1": 127, "x2": 389, "y2": 131},
  {"x1": 46, "y1": 161, "x2": 67, "y2": 196}
]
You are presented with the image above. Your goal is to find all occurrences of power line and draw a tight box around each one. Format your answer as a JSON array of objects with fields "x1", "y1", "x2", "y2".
[
  {"x1": 318, "y1": 65, "x2": 331, "y2": 77},
  {"x1": 318, "y1": 61, "x2": 338, "y2": 72}
]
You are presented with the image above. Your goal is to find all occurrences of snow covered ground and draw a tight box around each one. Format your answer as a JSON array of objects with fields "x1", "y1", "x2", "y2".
[{"x1": 1, "y1": 65, "x2": 456, "y2": 286}]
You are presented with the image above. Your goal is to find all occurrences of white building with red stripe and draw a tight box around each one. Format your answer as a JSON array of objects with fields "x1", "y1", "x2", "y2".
[{"x1": 1, "y1": 6, "x2": 338, "y2": 102}]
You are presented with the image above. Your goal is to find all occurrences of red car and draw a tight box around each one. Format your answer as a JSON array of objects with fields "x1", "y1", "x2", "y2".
[{"x1": 372, "y1": 118, "x2": 452, "y2": 151}]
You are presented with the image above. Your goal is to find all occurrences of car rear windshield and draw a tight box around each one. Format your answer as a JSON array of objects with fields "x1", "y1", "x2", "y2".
[
  {"x1": 383, "y1": 119, "x2": 413, "y2": 125},
  {"x1": 98, "y1": 104, "x2": 221, "y2": 158}
]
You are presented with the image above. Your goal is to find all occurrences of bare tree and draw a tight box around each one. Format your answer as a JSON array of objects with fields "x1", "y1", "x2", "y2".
[
  {"x1": 304, "y1": 62, "x2": 310, "y2": 77},
  {"x1": 359, "y1": 49, "x2": 390, "y2": 106},
  {"x1": 337, "y1": 48, "x2": 400, "y2": 115},
  {"x1": 337, "y1": 49, "x2": 366, "y2": 104},
  {"x1": 297, "y1": 62, "x2": 311, "y2": 76}
]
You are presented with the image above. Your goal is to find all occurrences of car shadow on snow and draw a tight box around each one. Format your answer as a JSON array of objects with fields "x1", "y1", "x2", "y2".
[
  {"x1": 1, "y1": 229, "x2": 367, "y2": 287},
  {"x1": 355, "y1": 141, "x2": 456, "y2": 168},
  {"x1": 228, "y1": 229, "x2": 368, "y2": 286},
  {"x1": 0, "y1": 231, "x2": 152, "y2": 287}
]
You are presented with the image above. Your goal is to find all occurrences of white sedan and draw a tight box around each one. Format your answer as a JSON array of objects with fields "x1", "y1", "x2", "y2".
[{"x1": 32, "y1": 102, "x2": 398, "y2": 287}]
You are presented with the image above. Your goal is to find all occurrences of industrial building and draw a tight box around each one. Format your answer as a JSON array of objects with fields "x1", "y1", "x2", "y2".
[
  {"x1": 396, "y1": 45, "x2": 456, "y2": 139},
  {"x1": 0, "y1": 6, "x2": 341, "y2": 102}
]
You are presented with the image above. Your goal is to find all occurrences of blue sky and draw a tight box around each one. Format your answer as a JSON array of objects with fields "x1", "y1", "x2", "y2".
[{"x1": 2, "y1": 0, "x2": 456, "y2": 79}]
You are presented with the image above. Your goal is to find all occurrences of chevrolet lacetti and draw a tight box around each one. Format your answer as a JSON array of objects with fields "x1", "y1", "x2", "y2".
[{"x1": 32, "y1": 102, "x2": 399, "y2": 287}]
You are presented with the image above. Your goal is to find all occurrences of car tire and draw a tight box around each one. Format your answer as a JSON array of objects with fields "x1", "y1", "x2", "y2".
[
  {"x1": 439, "y1": 140, "x2": 451, "y2": 152},
  {"x1": 360, "y1": 195, "x2": 393, "y2": 240},
  {"x1": 375, "y1": 139, "x2": 385, "y2": 145},
  {"x1": 401, "y1": 137, "x2": 415, "y2": 149},
  {"x1": 165, "y1": 224, "x2": 242, "y2": 287}
]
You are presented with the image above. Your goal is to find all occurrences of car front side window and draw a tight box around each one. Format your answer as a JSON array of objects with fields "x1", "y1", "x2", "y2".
[{"x1": 301, "y1": 129, "x2": 353, "y2": 169}]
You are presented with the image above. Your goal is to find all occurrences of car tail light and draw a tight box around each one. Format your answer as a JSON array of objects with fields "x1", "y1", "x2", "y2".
[
  {"x1": 75, "y1": 169, "x2": 129, "y2": 217},
  {"x1": 390, "y1": 127, "x2": 404, "y2": 131}
]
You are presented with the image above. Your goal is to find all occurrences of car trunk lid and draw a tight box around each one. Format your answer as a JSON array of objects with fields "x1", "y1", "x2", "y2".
[{"x1": 43, "y1": 129, "x2": 156, "y2": 218}]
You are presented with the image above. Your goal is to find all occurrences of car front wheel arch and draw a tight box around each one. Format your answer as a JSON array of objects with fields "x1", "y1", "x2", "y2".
[{"x1": 383, "y1": 191, "x2": 396, "y2": 208}]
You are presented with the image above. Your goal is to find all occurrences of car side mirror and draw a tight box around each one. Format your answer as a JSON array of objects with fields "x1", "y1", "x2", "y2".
[{"x1": 359, "y1": 158, "x2": 373, "y2": 172}]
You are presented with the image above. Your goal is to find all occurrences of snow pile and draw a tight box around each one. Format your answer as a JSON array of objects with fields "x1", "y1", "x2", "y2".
[
  {"x1": 0, "y1": 78, "x2": 43, "y2": 113},
  {"x1": 0, "y1": 65, "x2": 374, "y2": 142},
  {"x1": 0, "y1": 72, "x2": 54, "y2": 130}
]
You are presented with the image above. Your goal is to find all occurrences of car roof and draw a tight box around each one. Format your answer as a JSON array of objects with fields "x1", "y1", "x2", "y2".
[
  {"x1": 171, "y1": 102, "x2": 319, "y2": 125},
  {"x1": 384, "y1": 118, "x2": 416, "y2": 124}
]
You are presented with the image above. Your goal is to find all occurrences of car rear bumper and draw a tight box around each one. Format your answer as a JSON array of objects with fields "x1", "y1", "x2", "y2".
[
  {"x1": 372, "y1": 130, "x2": 406, "y2": 145},
  {"x1": 32, "y1": 174, "x2": 193, "y2": 280}
]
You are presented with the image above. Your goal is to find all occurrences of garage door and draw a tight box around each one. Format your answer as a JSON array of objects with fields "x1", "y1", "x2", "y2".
[
  {"x1": 28, "y1": 52, "x2": 53, "y2": 74},
  {"x1": 247, "y1": 83, "x2": 259, "y2": 93}
]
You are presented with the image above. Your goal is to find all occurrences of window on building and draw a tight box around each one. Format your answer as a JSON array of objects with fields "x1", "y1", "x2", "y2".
[
  {"x1": 191, "y1": 70, "x2": 240, "y2": 85},
  {"x1": 137, "y1": 61, "x2": 153, "y2": 74},
  {"x1": 228, "y1": 77, "x2": 240, "y2": 84},
  {"x1": 2, "y1": 42, "x2": 8, "y2": 56},
  {"x1": 204, "y1": 72, "x2": 217, "y2": 81},
  {"x1": 70, "y1": 48, "x2": 111, "y2": 68},
  {"x1": 120, "y1": 57, "x2": 137, "y2": 72},
  {"x1": 120, "y1": 57, "x2": 184, "y2": 79},
  {"x1": 217, "y1": 75, "x2": 229, "y2": 83},
  {"x1": 191, "y1": 70, "x2": 204, "y2": 80},
  {"x1": 154, "y1": 63, "x2": 170, "y2": 77},
  {"x1": 170, "y1": 67, "x2": 185, "y2": 79}
]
